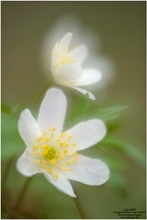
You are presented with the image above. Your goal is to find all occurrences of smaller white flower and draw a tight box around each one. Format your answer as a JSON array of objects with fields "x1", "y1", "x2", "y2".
[
  {"x1": 51, "y1": 33, "x2": 102, "y2": 100},
  {"x1": 16, "y1": 88, "x2": 109, "y2": 197}
]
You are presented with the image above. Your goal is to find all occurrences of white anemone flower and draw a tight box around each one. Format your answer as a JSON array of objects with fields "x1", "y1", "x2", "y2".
[
  {"x1": 16, "y1": 88, "x2": 109, "y2": 197},
  {"x1": 51, "y1": 33, "x2": 102, "y2": 100}
]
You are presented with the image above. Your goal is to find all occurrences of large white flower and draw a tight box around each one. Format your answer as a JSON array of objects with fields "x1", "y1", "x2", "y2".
[
  {"x1": 16, "y1": 88, "x2": 109, "y2": 197},
  {"x1": 51, "y1": 33, "x2": 102, "y2": 100}
]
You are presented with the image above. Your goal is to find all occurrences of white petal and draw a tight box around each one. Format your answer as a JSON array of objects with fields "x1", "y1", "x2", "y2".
[
  {"x1": 51, "y1": 42, "x2": 60, "y2": 68},
  {"x1": 37, "y1": 88, "x2": 66, "y2": 134},
  {"x1": 54, "y1": 64, "x2": 84, "y2": 85},
  {"x1": 44, "y1": 172, "x2": 76, "y2": 197},
  {"x1": 65, "y1": 119, "x2": 106, "y2": 152},
  {"x1": 18, "y1": 109, "x2": 41, "y2": 148},
  {"x1": 16, "y1": 150, "x2": 40, "y2": 177},
  {"x1": 59, "y1": 32, "x2": 73, "y2": 53},
  {"x1": 64, "y1": 155, "x2": 110, "y2": 185},
  {"x1": 68, "y1": 44, "x2": 88, "y2": 64},
  {"x1": 71, "y1": 87, "x2": 96, "y2": 100},
  {"x1": 73, "y1": 69, "x2": 102, "y2": 86}
]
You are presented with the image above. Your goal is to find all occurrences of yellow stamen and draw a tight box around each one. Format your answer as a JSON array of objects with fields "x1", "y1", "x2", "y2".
[
  {"x1": 45, "y1": 137, "x2": 50, "y2": 141},
  {"x1": 56, "y1": 138, "x2": 61, "y2": 142},
  {"x1": 60, "y1": 133, "x2": 66, "y2": 138},
  {"x1": 55, "y1": 55, "x2": 76, "y2": 68},
  {"x1": 36, "y1": 137, "x2": 43, "y2": 143},
  {"x1": 32, "y1": 129, "x2": 79, "y2": 176},
  {"x1": 60, "y1": 142, "x2": 68, "y2": 147},
  {"x1": 50, "y1": 133, "x2": 54, "y2": 138},
  {"x1": 48, "y1": 168, "x2": 52, "y2": 173},
  {"x1": 55, "y1": 174, "x2": 59, "y2": 179},
  {"x1": 50, "y1": 127, "x2": 56, "y2": 131},
  {"x1": 43, "y1": 131, "x2": 47, "y2": 135},
  {"x1": 64, "y1": 150, "x2": 68, "y2": 154},
  {"x1": 66, "y1": 161, "x2": 71, "y2": 166}
]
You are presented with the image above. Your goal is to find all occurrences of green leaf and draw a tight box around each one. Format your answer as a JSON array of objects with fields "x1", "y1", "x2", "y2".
[
  {"x1": 107, "y1": 172, "x2": 128, "y2": 197},
  {"x1": 102, "y1": 155, "x2": 128, "y2": 171},
  {"x1": 1, "y1": 113, "x2": 24, "y2": 160},
  {"x1": 2, "y1": 113, "x2": 17, "y2": 128},
  {"x1": 1, "y1": 104, "x2": 12, "y2": 115},
  {"x1": 69, "y1": 93, "x2": 127, "y2": 126},
  {"x1": 91, "y1": 105, "x2": 128, "y2": 122},
  {"x1": 1, "y1": 210, "x2": 38, "y2": 219},
  {"x1": 1, "y1": 103, "x2": 25, "y2": 118},
  {"x1": 100, "y1": 136, "x2": 145, "y2": 166},
  {"x1": 69, "y1": 93, "x2": 91, "y2": 125}
]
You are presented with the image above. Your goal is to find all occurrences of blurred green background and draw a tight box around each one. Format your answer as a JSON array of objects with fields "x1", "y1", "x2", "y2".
[{"x1": 1, "y1": 1, "x2": 146, "y2": 219}]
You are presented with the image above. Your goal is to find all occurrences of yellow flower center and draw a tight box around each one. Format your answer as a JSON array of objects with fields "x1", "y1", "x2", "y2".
[
  {"x1": 42, "y1": 146, "x2": 57, "y2": 160},
  {"x1": 31, "y1": 127, "x2": 78, "y2": 179},
  {"x1": 55, "y1": 55, "x2": 76, "y2": 68}
]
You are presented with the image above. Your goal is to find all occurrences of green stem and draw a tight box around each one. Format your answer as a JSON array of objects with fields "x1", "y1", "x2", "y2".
[
  {"x1": 34, "y1": 79, "x2": 54, "y2": 107},
  {"x1": 73, "y1": 197, "x2": 88, "y2": 219},
  {"x1": 73, "y1": 191, "x2": 88, "y2": 219},
  {"x1": 2, "y1": 157, "x2": 14, "y2": 190},
  {"x1": 2, "y1": 157, "x2": 14, "y2": 212},
  {"x1": 13, "y1": 177, "x2": 32, "y2": 212}
]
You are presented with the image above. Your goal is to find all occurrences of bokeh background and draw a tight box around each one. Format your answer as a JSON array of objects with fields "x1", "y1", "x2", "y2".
[{"x1": 1, "y1": 1, "x2": 146, "y2": 219}]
